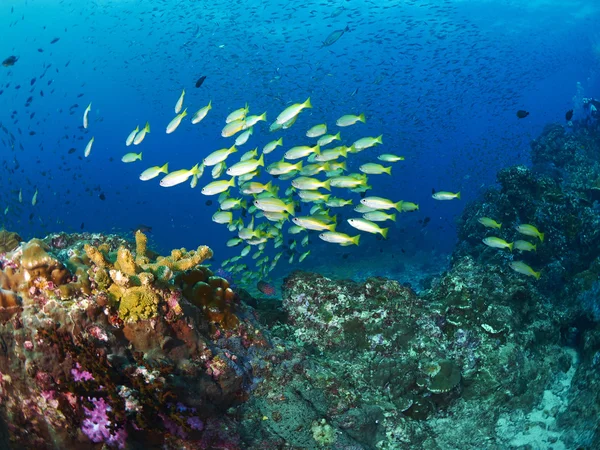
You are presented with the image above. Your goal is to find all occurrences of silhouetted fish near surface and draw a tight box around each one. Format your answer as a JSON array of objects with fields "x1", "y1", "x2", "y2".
[
  {"x1": 98, "y1": 193, "x2": 106, "y2": 200},
  {"x1": 195, "y1": 75, "x2": 206, "y2": 88},
  {"x1": 321, "y1": 25, "x2": 350, "y2": 48},
  {"x1": 50, "y1": 37, "x2": 60, "y2": 44},
  {"x1": 2, "y1": 56, "x2": 18, "y2": 67},
  {"x1": 516, "y1": 110, "x2": 529, "y2": 119},
  {"x1": 132, "y1": 225, "x2": 152, "y2": 233},
  {"x1": 565, "y1": 109, "x2": 573, "y2": 121}
]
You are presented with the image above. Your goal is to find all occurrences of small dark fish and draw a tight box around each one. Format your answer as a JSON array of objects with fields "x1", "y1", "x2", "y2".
[
  {"x1": 30, "y1": 77, "x2": 36, "y2": 85},
  {"x1": 98, "y1": 192, "x2": 106, "y2": 200},
  {"x1": 565, "y1": 109, "x2": 573, "y2": 121},
  {"x1": 132, "y1": 225, "x2": 152, "y2": 233},
  {"x1": 205, "y1": 200, "x2": 212, "y2": 206},
  {"x1": 2, "y1": 55, "x2": 18, "y2": 67},
  {"x1": 257, "y1": 280, "x2": 276, "y2": 296},
  {"x1": 37, "y1": 48, "x2": 44, "y2": 53},
  {"x1": 321, "y1": 25, "x2": 350, "y2": 48},
  {"x1": 516, "y1": 110, "x2": 529, "y2": 119},
  {"x1": 80, "y1": 222, "x2": 84, "y2": 230},
  {"x1": 29, "y1": 131, "x2": 36, "y2": 135},
  {"x1": 68, "y1": 148, "x2": 76, "y2": 154},
  {"x1": 342, "y1": 253, "x2": 349, "y2": 259},
  {"x1": 422, "y1": 217, "x2": 431, "y2": 228},
  {"x1": 195, "y1": 75, "x2": 206, "y2": 88},
  {"x1": 50, "y1": 37, "x2": 60, "y2": 44}
]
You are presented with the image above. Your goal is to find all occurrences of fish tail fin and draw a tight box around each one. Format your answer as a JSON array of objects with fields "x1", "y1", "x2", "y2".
[
  {"x1": 381, "y1": 227, "x2": 389, "y2": 239},
  {"x1": 376, "y1": 134, "x2": 383, "y2": 144},
  {"x1": 257, "y1": 153, "x2": 265, "y2": 167},
  {"x1": 327, "y1": 223, "x2": 336, "y2": 232},
  {"x1": 508, "y1": 242, "x2": 514, "y2": 252},
  {"x1": 208, "y1": 100, "x2": 212, "y2": 108},
  {"x1": 229, "y1": 177, "x2": 236, "y2": 187},
  {"x1": 385, "y1": 166, "x2": 392, "y2": 175},
  {"x1": 260, "y1": 112, "x2": 267, "y2": 121},
  {"x1": 323, "y1": 193, "x2": 331, "y2": 202},
  {"x1": 395, "y1": 201, "x2": 403, "y2": 212},
  {"x1": 339, "y1": 161, "x2": 347, "y2": 171},
  {"x1": 358, "y1": 113, "x2": 366, "y2": 123},
  {"x1": 296, "y1": 161, "x2": 304, "y2": 171},
  {"x1": 533, "y1": 243, "x2": 537, "y2": 252},
  {"x1": 456, "y1": 191, "x2": 461, "y2": 199},
  {"x1": 352, "y1": 234, "x2": 360, "y2": 246},
  {"x1": 181, "y1": 108, "x2": 188, "y2": 117},
  {"x1": 145, "y1": 122, "x2": 150, "y2": 132},
  {"x1": 534, "y1": 270, "x2": 541, "y2": 280},
  {"x1": 390, "y1": 213, "x2": 397, "y2": 222},
  {"x1": 314, "y1": 145, "x2": 321, "y2": 155},
  {"x1": 277, "y1": 137, "x2": 283, "y2": 146},
  {"x1": 137, "y1": 152, "x2": 142, "y2": 160},
  {"x1": 240, "y1": 199, "x2": 247, "y2": 210},
  {"x1": 539, "y1": 232, "x2": 544, "y2": 242},
  {"x1": 340, "y1": 146, "x2": 349, "y2": 157},
  {"x1": 285, "y1": 202, "x2": 295, "y2": 216},
  {"x1": 322, "y1": 179, "x2": 332, "y2": 191},
  {"x1": 497, "y1": 223, "x2": 502, "y2": 229},
  {"x1": 304, "y1": 97, "x2": 312, "y2": 108}
]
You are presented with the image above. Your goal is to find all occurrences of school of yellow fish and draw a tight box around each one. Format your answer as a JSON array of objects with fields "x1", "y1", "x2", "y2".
[{"x1": 86, "y1": 92, "x2": 548, "y2": 286}]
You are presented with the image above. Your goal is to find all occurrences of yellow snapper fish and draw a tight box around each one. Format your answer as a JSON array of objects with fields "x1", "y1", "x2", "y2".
[
  {"x1": 226, "y1": 154, "x2": 264, "y2": 176},
  {"x1": 126, "y1": 125, "x2": 139, "y2": 146},
  {"x1": 227, "y1": 238, "x2": 243, "y2": 247},
  {"x1": 314, "y1": 146, "x2": 348, "y2": 162},
  {"x1": 240, "y1": 180, "x2": 274, "y2": 195},
  {"x1": 347, "y1": 218, "x2": 388, "y2": 238},
  {"x1": 319, "y1": 231, "x2": 360, "y2": 246},
  {"x1": 299, "y1": 250, "x2": 310, "y2": 262},
  {"x1": 220, "y1": 197, "x2": 247, "y2": 210},
  {"x1": 325, "y1": 197, "x2": 352, "y2": 208},
  {"x1": 18, "y1": 189, "x2": 22, "y2": 203},
  {"x1": 243, "y1": 112, "x2": 267, "y2": 129},
  {"x1": 31, "y1": 188, "x2": 38, "y2": 206},
  {"x1": 284, "y1": 145, "x2": 320, "y2": 160},
  {"x1": 263, "y1": 137, "x2": 283, "y2": 154},
  {"x1": 191, "y1": 100, "x2": 212, "y2": 124},
  {"x1": 121, "y1": 152, "x2": 142, "y2": 163},
  {"x1": 140, "y1": 163, "x2": 168, "y2": 181},
  {"x1": 84, "y1": 136, "x2": 94, "y2": 157},
  {"x1": 432, "y1": 191, "x2": 460, "y2": 200},
  {"x1": 306, "y1": 123, "x2": 327, "y2": 138},
  {"x1": 133, "y1": 122, "x2": 150, "y2": 145},
  {"x1": 300, "y1": 163, "x2": 329, "y2": 176},
  {"x1": 378, "y1": 154, "x2": 404, "y2": 162},
  {"x1": 211, "y1": 161, "x2": 226, "y2": 179},
  {"x1": 254, "y1": 198, "x2": 295, "y2": 215},
  {"x1": 240, "y1": 148, "x2": 258, "y2": 161},
  {"x1": 509, "y1": 261, "x2": 541, "y2": 279},
  {"x1": 317, "y1": 132, "x2": 341, "y2": 147},
  {"x1": 235, "y1": 127, "x2": 253, "y2": 146},
  {"x1": 292, "y1": 177, "x2": 331, "y2": 191},
  {"x1": 352, "y1": 135, "x2": 382, "y2": 152},
  {"x1": 363, "y1": 211, "x2": 396, "y2": 222},
  {"x1": 330, "y1": 174, "x2": 368, "y2": 189},
  {"x1": 266, "y1": 160, "x2": 302, "y2": 176},
  {"x1": 359, "y1": 163, "x2": 391, "y2": 175},
  {"x1": 336, "y1": 113, "x2": 365, "y2": 127},
  {"x1": 292, "y1": 216, "x2": 336, "y2": 232},
  {"x1": 201, "y1": 177, "x2": 236, "y2": 195},
  {"x1": 166, "y1": 109, "x2": 188, "y2": 134},
  {"x1": 482, "y1": 236, "x2": 513, "y2": 251},
  {"x1": 212, "y1": 211, "x2": 233, "y2": 224},
  {"x1": 226, "y1": 104, "x2": 249, "y2": 123},
  {"x1": 222, "y1": 119, "x2": 246, "y2": 138},
  {"x1": 159, "y1": 163, "x2": 202, "y2": 187},
  {"x1": 401, "y1": 202, "x2": 419, "y2": 212},
  {"x1": 297, "y1": 190, "x2": 329, "y2": 202},
  {"x1": 513, "y1": 240, "x2": 537, "y2": 252},
  {"x1": 204, "y1": 146, "x2": 237, "y2": 167},
  {"x1": 275, "y1": 97, "x2": 312, "y2": 125},
  {"x1": 83, "y1": 102, "x2": 91, "y2": 129},
  {"x1": 360, "y1": 196, "x2": 403, "y2": 211},
  {"x1": 515, "y1": 224, "x2": 544, "y2": 242},
  {"x1": 478, "y1": 217, "x2": 502, "y2": 229},
  {"x1": 175, "y1": 89, "x2": 185, "y2": 114}
]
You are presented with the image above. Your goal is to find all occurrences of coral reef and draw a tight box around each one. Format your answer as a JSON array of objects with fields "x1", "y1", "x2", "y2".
[{"x1": 0, "y1": 231, "x2": 272, "y2": 449}]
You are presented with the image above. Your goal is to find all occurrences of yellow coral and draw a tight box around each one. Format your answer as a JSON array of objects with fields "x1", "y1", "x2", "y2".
[
  {"x1": 84, "y1": 244, "x2": 109, "y2": 268},
  {"x1": 118, "y1": 286, "x2": 159, "y2": 322},
  {"x1": 135, "y1": 230, "x2": 148, "y2": 265},
  {"x1": 116, "y1": 247, "x2": 138, "y2": 276}
]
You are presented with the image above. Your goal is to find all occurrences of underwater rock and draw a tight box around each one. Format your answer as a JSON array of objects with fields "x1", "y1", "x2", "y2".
[
  {"x1": 0, "y1": 232, "x2": 272, "y2": 449},
  {"x1": 0, "y1": 230, "x2": 21, "y2": 253}
]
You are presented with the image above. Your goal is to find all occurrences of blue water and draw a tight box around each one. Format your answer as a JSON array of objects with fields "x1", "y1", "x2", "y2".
[{"x1": 0, "y1": 0, "x2": 598, "y2": 282}]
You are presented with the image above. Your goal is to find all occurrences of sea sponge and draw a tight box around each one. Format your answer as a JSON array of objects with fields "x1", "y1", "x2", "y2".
[
  {"x1": 118, "y1": 286, "x2": 160, "y2": 322},
  {"x1": 0, "y1": 230, "x2": 21, "y2": 253},
  {"x1": 135, "y1": 230, "x2": 148, "y2": 265},
  {"x1": 84, "y1": 244, "x2": 110, "y2": 268},
  {"x1": 116, "y1": 247, "x2": 138, "y2": 276}
]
